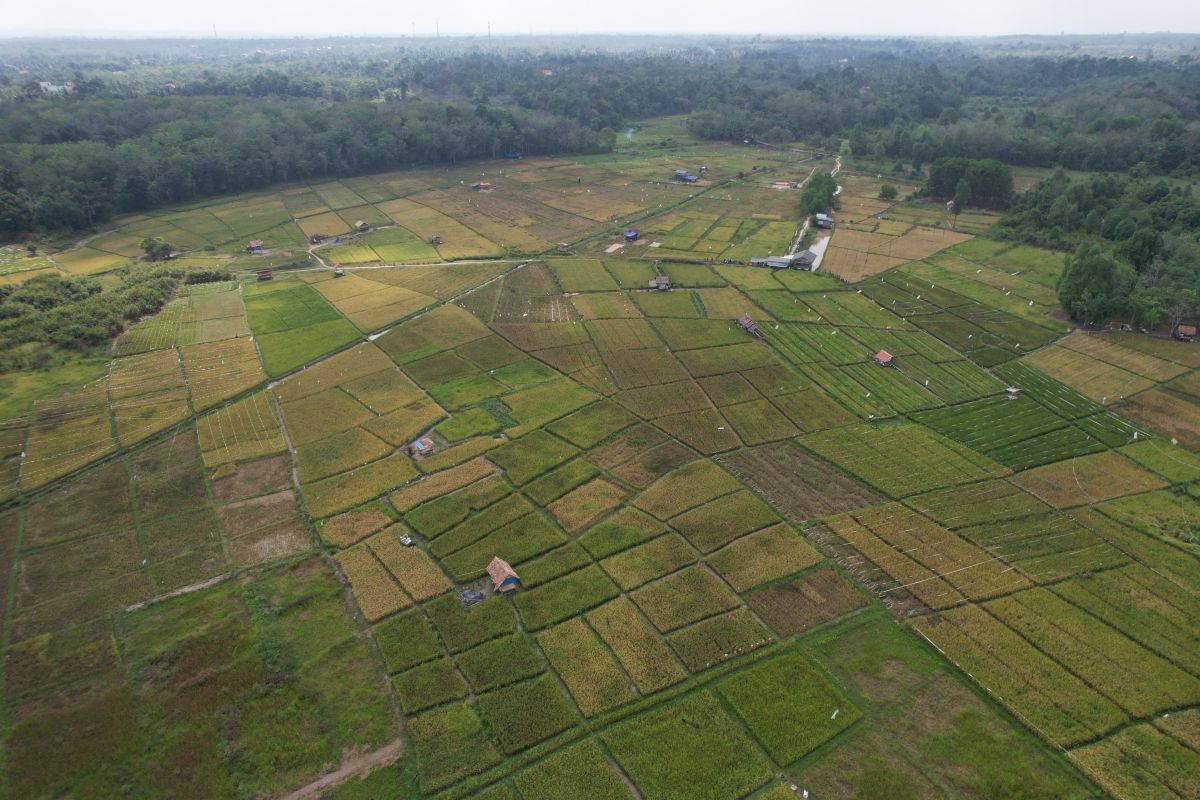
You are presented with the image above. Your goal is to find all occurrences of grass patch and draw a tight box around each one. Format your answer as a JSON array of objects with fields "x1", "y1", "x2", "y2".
[
  {"x1": 373, "y1": 610, "x2": 442, "y2": 673},
  {"x1": 707, "y1": 523, "x2": 822, "y2": 592},
  {"x1": 455, "y1": 633, "x2": 545, "y2": 692},
  {"x1": 408, "y1": 702, "x2": 502, "y2": 792},
  {"x1": 587, "y1": 597, "x2": 686, "y2": 694},
  {"x1": 666, "y1": 608, "x2": 773, "y2": 672},
  {"x1": 602, "y1": 691, "x2": 772, "y2": 800},
  {"x1": 395, "y1": 658, "x2": 468, "y2": 713},
  {"x1": 537, "y1": 619, "x2": 637, "y2": 716},
  {"x1": 424, "y1": 593, "x2": 516, "y2": 653},
  {"x1": 476, "y1": 675, "x2": 578, "y2": 755},
  {"x1": 514, "y1": 738, "x2": 634, "y2": 800},
  {"x1": 631, "y1": 566, "x2": 739, "y2": 632},
  {"x1": 716, "y1": 652, "x2": 860, "y2": 765},
  {"x1": 514, "y1": 566, "x2": 620, "y2": 631},
  {"x1": 634, "y1": 460, "x2": 741, "y2": 519}
]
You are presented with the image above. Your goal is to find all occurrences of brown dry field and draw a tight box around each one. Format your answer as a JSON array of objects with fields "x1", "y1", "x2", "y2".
[
  {"x1": 1116, "y1": 389, "x2": 1200, "y2": 452},
  {"x1": 821, "y1": 247, "x2": 908, "y2": 283},
  {"x1": 719, "y1": 442, "x2": 882, "y2": 523},
  {"x1": 745, "y1": 566, "x2": 868, "y2": 637},
  {"x1": 209, "y1": 454, "x2": 291, "y2": 503}
]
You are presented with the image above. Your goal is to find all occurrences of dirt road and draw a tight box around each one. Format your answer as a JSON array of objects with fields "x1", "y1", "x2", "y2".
[{"x1": 277, "y1": 739, "x2": 405, "y2": 800}]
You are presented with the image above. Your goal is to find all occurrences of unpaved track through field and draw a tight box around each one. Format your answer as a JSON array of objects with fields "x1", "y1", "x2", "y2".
[{"x1": 277, "y1": 739, "x2": 405, "y2": 800}]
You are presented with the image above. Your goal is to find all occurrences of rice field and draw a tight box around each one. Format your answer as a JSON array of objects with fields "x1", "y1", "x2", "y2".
[{"x1": 6, "y1": 135, "x2": 1194, "y2": 800}]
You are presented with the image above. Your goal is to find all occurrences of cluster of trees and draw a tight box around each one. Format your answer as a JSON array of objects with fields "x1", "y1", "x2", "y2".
[
  {"x1": 687, "y1": 51, "x2": 1199, "y2": 177},
  {"x1": 0, "y1": 270, "x2": 187, "y2": 369},
  {"x1": 924, "y1": 157, "x2": 1013, "y2": 210},
  {"x1": 799, "y1": 173, "x2": 839, "y2": 218},
  {"x1": 3, "y1": 35, "x2": 1199, "y2": 260},
  {"x1": 0, "y1": 97, "x2": 609, "y2": 234},
  {"x1": 1001, "y1": 169, "x2": 1200, "y2": 326}
]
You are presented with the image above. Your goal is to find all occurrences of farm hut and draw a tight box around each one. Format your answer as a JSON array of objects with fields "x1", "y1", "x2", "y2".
[
  {"x1": 1174, "y1": 323, "x2": 1197, "y2": 342},
  {"x1": 674, "y1": 169, "x2": 689, "y2": 179},
  {"x1": 246, "y1": 240, "x2": 264, "y2": 253},
  {"x1": 624, "y1": 229, "x2": 640, "y2": 242},
  {"x1": 354, "y1": 220, "x2": 370, "y2": 232},
  {"x1": 737, "y1": 315, "x2": 762, "y2": 338},
  {"x1": 487, "y1": 557, "x2": 520, "y2": 593},
  {"x1": 333, "y1": 267, "x2": 345, "y2": 278},
  {"x1": 766, "y1": 255, "x2": 795, "y2": 269},
  {"x1": 750, "y1": 257, "x2": 769, "y2": 267},
  {"x1": 469, "y1": 182, "x2": 492, "y2": 192},
  {"x1": 557, "y1": 242, "x2": 571, "y2": 252},
  {"x1": 1005, "y1": 386, "x2": 1022, "y2": 400},
  {"x1": 309, "y1": 233, "x2": 327, "y2": 244},
  {"x1": 873, "y1": 350, "x2": 894, "y2": 367},
  {"x1": 408, "y1": 437, "x2": 435, "y2": 458},
  {"x1": 255, "y1": 269, "x2": 273, "y2": 282},
  {"x1": 815, "y1": 213, "x2": 835, "y2": 229},
  {"x1": 428, "y1": 234, "x2": 442, "y2": 246},
  {"x1": 648, "y1": 275, "x2": 672, "y2": 291},
  {"x1": 793, "y1": 250, "x2": 817, "y2": 270}
]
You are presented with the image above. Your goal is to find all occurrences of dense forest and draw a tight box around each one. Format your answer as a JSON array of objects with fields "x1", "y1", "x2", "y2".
[
  {"x1": 2, "y1": 36, "x2": 1200, "y2": 235},
  {"x1": 0, "y1": 99, "x2": 608, "y2": 232},
  {"x1": 999, "y1": 170, "x2": 1200, "y2": 326}
]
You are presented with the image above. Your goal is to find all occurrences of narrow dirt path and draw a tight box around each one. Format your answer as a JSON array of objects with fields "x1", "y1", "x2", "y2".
[
  {"x1": 276, "y1": 739, "x2": 405, "y2": 800},
  {"x1": 123, "y1": 572, "x2": 234, "y2": 613}
]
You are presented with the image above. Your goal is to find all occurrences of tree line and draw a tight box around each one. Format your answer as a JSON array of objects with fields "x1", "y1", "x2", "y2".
[
  {"x1": 0, "y1": 97, "x2": 609, "y2": 234},
  {"x1": 999, "y1": 169, "x2": 1200, "y2": 327},
  {"x1": 2, "y1": 36, "x2": 1198, "y2": 251}
]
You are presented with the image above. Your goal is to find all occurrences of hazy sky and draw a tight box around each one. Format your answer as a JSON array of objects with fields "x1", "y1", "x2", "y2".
[{"x1": 6, "y1": 0, "x2": 1200, "y2": 38}]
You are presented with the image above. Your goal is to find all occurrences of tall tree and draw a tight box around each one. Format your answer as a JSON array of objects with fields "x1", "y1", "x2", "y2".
[{"x1": 1056, "y1": 244, "x2": 1135, "y2": 324}]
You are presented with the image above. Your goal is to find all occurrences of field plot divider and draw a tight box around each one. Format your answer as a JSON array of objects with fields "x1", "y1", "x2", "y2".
[
  {"x1": 0, "y1": 507, "x2": 25, "y2": 716},
  {"x1": 1074, "y1": 508, "x2": 1200, "y2": 599},
  {"x1": 1047, "y1": 581, "x2": 1200, "y2": 681},
  {"x1": 269, "y1": 381, "x2": 411, "y2": 739},
  {"x1": 579, "y1": 612, "x2": 644, "y2": 701},
  {"x1": 909, "y1": 624, "x2": 1075, "y2": 755},
  {"x1": 971, "y1": 600, "x2": 1142, "y2": 740}
]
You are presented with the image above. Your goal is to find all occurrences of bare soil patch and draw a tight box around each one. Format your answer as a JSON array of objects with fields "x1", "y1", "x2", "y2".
[
  {"x1": 210, "y1": 454, "x2": 291, "y2": 503},
  {"x1": 745, "y1": 567, "x2": 867, "y2": 637}
]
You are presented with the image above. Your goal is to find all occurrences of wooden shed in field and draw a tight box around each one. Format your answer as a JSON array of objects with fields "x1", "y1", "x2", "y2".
[
  {"x1": 1174, "y1": 323, "x2": 1197, "y2": 342},
  {"x1": 737, "y1": 315, "x2": 762, "y2": 338},
  {"x1": 487, "y1": 557, "x2": 520, "y2": 592},
  {"x1": 873, "y1": 350, "x2": 894, "y2": 367}
]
